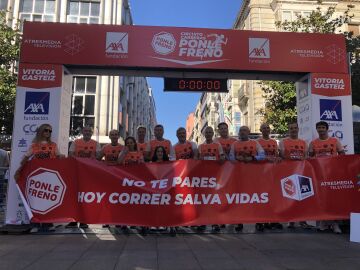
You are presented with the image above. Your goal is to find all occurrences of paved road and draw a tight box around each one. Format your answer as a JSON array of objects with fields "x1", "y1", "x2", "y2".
[{"x1": 1, "y1": 225, "x2": 360, "y2": 270}]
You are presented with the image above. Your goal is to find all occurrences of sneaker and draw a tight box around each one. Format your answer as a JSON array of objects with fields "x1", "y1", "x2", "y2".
[
  {"x1": 79, "y1": 223, "x2": 89, "y2": 229},
  {"x1": 331, "y1": 223, "x2": 342, "y2": 234},
  {"x1": 318, "y1": 221, "x2": 329, "y2": 231},
  {"x1": 287, "y1": 222, "x2": 295, "y2": 229},
  {"x1": 140, "y1": 226, "x2": 148, "y2": 236},
  {"x1": 212, "y1": 225, "x2": 220, "y2": 232},
  {"x1": 169, "y1": 227, "x2": 176, "y2": 237},
  {"x1": 272, "y1": 223, "x2": 283, "y2": 229},
  {"x1": 255, "y1": 223, "x2": 265, "y2": 232},
  {"x1": 65, "y1": 222, "x2": 78, "y2": 228},
  {"x1": 235, "y1": 224, "x2": 243, "y2": 232},
  {"x1": 300, "y1": 221, "x2": 312, "y2": 229}
]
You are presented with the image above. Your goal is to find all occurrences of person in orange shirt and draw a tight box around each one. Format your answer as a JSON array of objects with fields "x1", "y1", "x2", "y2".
[
  {"x1": 98, "y1": 129, "x2": 123, "y2": 165},
  {"x1": 69, "y1": 126, "x2": 101, "y2": 159},
  {"x1": 308, "y1": 121, "x2": 344, "y2": 157},
  {"x1": 15, "y1": 123, "x2": 64, "y2": 232},
  {"x1": 309, "y1": 121, "x2": 344, "y2": 234},
  {"x1": 257, "y1": 123, "x2": 282, "y2": 230},
  {"x1": 279, "y1": 122, "x2": 311, "y2": 230},
  {"x1": 214, "y1": 122, "x2": 236, "y2": 160},
  {"x1": 198, "y1": 126, "x2": 225, "y2": 162},
  {"x1": 145, "y1": 124, "x2": 175, "y2": 161},
  {"x1": 68, "y1": 126, "x2": 100, "y2": 229},
  {"x1": 198, "y1": 126, "x2": 225, "y2": 232},
  {"x1": 279, "y1": 122, "x2": 307, "y2": 160},
  {"x1": 118, "y1": 136, "x2": 144, "y2": 165},
  {"x1": 136, "y1": 126, "x2": 148, "y2": 160},
  {"x1": 173, "y1": 127, "x2": 198, "y2": 160},
  {"x1": 257, "y1": 123, "x2": 280, "y2": 162},
  {"x1": 229, "y1": 125, "x2": 265, "y2": 232},
  {"x1": 229, "y1": 126, "x2": 265, "y2": 163}
]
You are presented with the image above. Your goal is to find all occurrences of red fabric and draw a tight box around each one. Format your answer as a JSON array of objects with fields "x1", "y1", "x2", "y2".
[{"x1": 17, "y1": 155, "x2": 360, "y2": 226}]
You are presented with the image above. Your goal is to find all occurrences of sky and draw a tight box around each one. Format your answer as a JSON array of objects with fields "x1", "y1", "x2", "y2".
[{"x1": 130, "y1": 0, "x2": 242, "y2": 143}]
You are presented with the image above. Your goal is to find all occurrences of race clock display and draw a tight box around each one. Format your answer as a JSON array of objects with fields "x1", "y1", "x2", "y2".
[{"x1": 164, "y1": 78, "x2": 228, "y2": 92}]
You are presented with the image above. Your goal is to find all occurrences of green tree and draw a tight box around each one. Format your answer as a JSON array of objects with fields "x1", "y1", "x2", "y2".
[
  {"x1": 259, "y1": 4, "x2": 360, "y2": 134},
  {"x1": 0, "y1": 10, "x2": 21, "y2": 135}
]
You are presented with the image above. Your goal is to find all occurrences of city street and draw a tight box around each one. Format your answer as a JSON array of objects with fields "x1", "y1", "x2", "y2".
[{"x1": 1, "y1": 225, "x2": 360, "y2": 270}]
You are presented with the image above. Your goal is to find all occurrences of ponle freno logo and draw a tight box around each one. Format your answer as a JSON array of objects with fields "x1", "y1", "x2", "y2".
[
  {"x1": 24, "y1": 92, "x2": 50, "y2": 115},
  {"x1": 151, "y1": 32, "x2": 176, "y2": 55},
  {"x1": 249, "y1": 38, "x2": 270, "y2": 59},
  {"x1": 281, "y1": 174, "x2": 314, "y2": 201},
  {"x1": 151, "y1": 31, "x2": 228, "y2": 66},
  {"x1": 25, "y1": 168, "x2": 67, "y2": 214},
  {"x1": 106, "y1": 32, "x2": 128, "y2": 53}
]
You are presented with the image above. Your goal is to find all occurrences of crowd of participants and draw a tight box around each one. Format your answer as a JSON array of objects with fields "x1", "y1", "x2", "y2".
[{"x1": 15, "y1": 120, "x2": 345, "y2": 234}]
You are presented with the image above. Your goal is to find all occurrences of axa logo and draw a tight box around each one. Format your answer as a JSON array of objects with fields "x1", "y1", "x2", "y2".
[
  {"x1": 24, "y1": 92, "x2": 50, "y2": 115},
  {"x1": 319, "y1": 99, "x2": 342, "y2": 121},
  {"x1": 281, "y1": 174, "x2": 314, "y2": 201},
  {"x1": 106, "y1": 32, "x2": 128, "y2": 53},
  {"x1": 249, "y1": 38, "x2": 270, "y2": 59}
]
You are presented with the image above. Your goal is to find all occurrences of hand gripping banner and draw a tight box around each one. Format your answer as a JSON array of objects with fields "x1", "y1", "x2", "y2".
[{"x1": 16, "y1": 156, "x2": 360, "y2": 226}]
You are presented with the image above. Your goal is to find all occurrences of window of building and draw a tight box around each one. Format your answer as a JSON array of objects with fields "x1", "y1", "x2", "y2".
[
  {"x1": 67, "y1": 0, "x2": 100, "y2": 24},
  {"x1": 70, "y1": 76, "x2": 96, "y2": 132},
  {"x1": 0, "y1": 0, "x2": 8, "y2": 10},
  {"x1": 19, "y1": 0, "x2": 55, "y2": 24}
]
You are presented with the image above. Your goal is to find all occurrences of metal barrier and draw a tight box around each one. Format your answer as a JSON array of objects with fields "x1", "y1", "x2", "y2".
[{"x1": 0, "y1": 167, "x2": 9, "y2": 226}]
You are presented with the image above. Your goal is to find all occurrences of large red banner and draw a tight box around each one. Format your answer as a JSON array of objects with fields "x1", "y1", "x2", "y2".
[
  {"x1": 17, "y1": 155, "x2": 360, "y2": 226},
  {"x1": 20, "y1": 22, "x2": 348, "y2": 74}
]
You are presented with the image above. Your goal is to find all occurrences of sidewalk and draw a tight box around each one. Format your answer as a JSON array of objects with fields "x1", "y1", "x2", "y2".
[{"x1": 0, "y1": 225, "x2": 359, "y2": 270}]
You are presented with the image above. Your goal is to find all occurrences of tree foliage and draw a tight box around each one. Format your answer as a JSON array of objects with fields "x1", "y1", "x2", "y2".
[
  {"x1": 0, "y1": 10, "x2": 21, "y2": 135},
  {"x1": 259, "y1": 4, "x2": 360, "y2": 134}
]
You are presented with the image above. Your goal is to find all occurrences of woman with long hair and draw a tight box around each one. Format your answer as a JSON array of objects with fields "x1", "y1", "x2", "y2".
[
  {"x1": 151, "y1": 146, "x2": 169, "y2": 162},
  {"x1": 118, "y1": 136, "x2": 144, "y2": 165},
  {"x1": 15, "y1": 123, "x2": 64, "y2": 231}
]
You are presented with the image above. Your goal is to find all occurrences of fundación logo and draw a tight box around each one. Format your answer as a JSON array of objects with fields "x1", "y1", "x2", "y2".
[
  {"x1": 24, "y1": 92, "x2": 50, "y2": 115},
  {"x1": 249, "y1": 38, "x2": 270, "y2": 59},
  {"x1": 106, "y1": 32, "x2": 128, "y2": 54},
  {"x1": 281, "y1": 174, "x2": 314, "y2": 201},
  {"x1": 319, "y1": 99, "x2": 342, "y2": 121}
]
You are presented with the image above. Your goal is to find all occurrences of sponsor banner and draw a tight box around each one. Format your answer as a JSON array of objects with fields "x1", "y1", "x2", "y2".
[
  {"x1": 20, "y1": 22, "x2": 348, "y2": 74},
  {"x1": 16, "y1": 156, "x2": 360, "y2": 225},
  {"x1": 18, "y1": 63, "x2": 63, "y2": 89},
  {"x1": 6, "y1": 64, "x2": 66, "y2": 224},
  {"x1": 311, "y1": 73, "x2": 351, "y2": 96},
  {"x1": 309, "y1": 73, "x2": 354, "y2": 154}
]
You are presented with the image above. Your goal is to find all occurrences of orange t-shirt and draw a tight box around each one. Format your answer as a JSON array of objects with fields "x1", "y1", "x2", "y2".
[
  {"x1": 174, "y1": 141, "x2": 194, "y2": 160},
  {"x1": 232, "y1": 140, "x2": 257, "y2": 158},
  {"x1": 282, "y1": 138, "x2": 306, "y2": 160},
  {"x1": 102, "y1": 144, "x2": 123, "y2": 164},
  {"x1": 215, "y1": 137, "x2": 237, "y2": 156},
  {"x1": 199, "y1": 143, "x2": 220, "y2": 160},
  {"x1": 311, "y1": 137, "x2": 338, "y2": 157},
  {"x1": 257, "y1": 138, "x2": 278, "y2": 158},
  {"x1": 74, "y1": 139, "x2": 98, "y2": 159},
  {"x1": 149, "y1": 139, "x2": 171, "y2": 157},
  {"x1": 123, "y1": 151, "x2": 144, "y2": 165},
  {"x1": 137, "y1": 142, "x2": 147, "y2": 156},
  {"x1": 31, "y1": 142, "x2": 57, "y2": 159}
]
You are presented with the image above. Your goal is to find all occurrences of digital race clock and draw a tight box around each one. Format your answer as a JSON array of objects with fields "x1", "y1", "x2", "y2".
[{"x1": 164, "y1": 78, "x2": 228, "y2": 92}]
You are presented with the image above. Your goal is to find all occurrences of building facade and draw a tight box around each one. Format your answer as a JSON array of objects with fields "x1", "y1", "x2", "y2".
[
  {"x1": 2, "y1": 0, "x2": 157, "y2": 144},
  {"x1": 233, "y1": 0, "x2": 360, "y2": 132}
]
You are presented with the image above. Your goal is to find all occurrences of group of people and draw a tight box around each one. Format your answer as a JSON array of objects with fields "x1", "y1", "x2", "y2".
[{"x1": 15, "y1": 120, "x2": 345, "y2": 234}]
